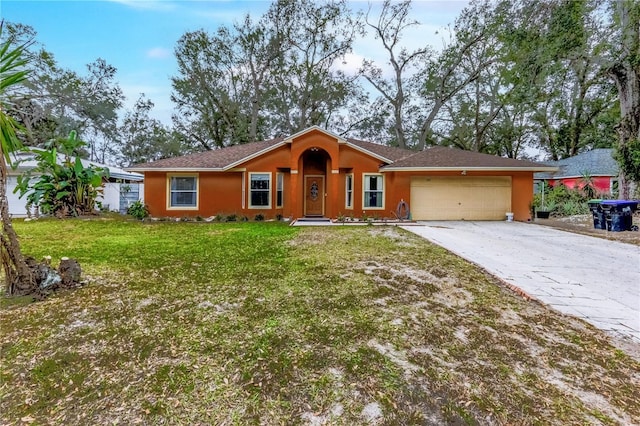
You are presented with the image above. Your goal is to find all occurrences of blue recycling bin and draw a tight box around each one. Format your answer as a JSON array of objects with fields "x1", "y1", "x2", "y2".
[{"x1": 600, "y1": 200, "x2": 638, "y2": 232}]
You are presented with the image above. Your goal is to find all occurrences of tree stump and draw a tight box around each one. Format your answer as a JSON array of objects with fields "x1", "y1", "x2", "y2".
[
  {"x1": 7, "y1": 256, "x2": 83, "y2": 298},
  {"x1": 58, "y1": 257, "x2": 82, "y2": 288}
]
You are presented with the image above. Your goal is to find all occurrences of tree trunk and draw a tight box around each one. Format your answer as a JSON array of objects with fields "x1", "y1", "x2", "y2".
[
  {"x1": 609, "y1": 0, "x2": 640, "y2": 199},
  {"x1": 610, "y1": 60, "x2": 639, "y2": 141},
  {"x1": 417, "y1": 97, "x2": 443, "y2": 150},
  {"x1": 0, "y1": 155, "x2": 35, "y2": 295}
]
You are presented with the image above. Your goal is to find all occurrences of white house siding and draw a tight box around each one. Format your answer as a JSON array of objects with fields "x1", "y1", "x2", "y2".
[
  {"x1": 99, "y1": 182, "x2": 121, "y2": 212},
  {"x1": 5, "y1": 176, "x2": 30, "y2": 216}
]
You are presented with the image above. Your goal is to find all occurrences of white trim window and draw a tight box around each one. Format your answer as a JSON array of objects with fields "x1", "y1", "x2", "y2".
[
  {"x1": 249, "y1": 172, "x2": 271, "y2": 208},
  {"x1": 169, "y1": 175, "x2": 198, "y2": 209},
  {"x1": 345, "y1": 173, "x2": 354, "y2": 209},
  {"x1": 276, "y1": 173, "x2": 284, "y2": 208},
  {"x1": 363, "y1": 174, "x2": 384, "y2": 209}
]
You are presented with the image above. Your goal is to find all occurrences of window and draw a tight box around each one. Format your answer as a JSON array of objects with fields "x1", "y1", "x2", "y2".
[
  {"x1": 120, "y1": 183, "x2": 140, "y2": 214},
  {"x1": 250, "y1": 173, "x2": 271, "y2": 208},
  {"x1": 363, "y1": 174, "x2": 384, "y2": 208},
  {"x1": 276, "y1": 173, "x2": 284, "y2": 208},
  {"x1": 170, "y1": 176, "x2": 197, "y2": 208},
  {"x1": 169, "y1": 176, "x2": 198, "y2": 209},
  {"x1": 169, "y1": 175, "x2": 197, "y2": 208},
  {"x1": 345, "y1": 173, "x2": 354, "y2": 209}
]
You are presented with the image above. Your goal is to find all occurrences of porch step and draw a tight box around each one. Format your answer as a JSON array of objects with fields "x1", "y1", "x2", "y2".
[{"x1": 295, "y1": 217, "x2": 331, "y2": 222}]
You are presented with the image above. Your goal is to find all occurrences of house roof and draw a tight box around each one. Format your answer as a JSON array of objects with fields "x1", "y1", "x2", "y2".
[
  {"x1": 534, "y1": 149, "x2": 619, "y2": 180},
  {"x1": 346, "y1": 138, "x2": 415, "y2": 163},
  {"x1": 127, "y1": 127, "x2": 555, "y2": 173},
  {"x1": 381, "y1": 146, "x2": 556, "y2": 172},
  {"x1": 129, "y1": 137, "x2": 286, "y2": 171},
  {"x1": 10, "y1": 151, "x2": 144, "y2": 182}
]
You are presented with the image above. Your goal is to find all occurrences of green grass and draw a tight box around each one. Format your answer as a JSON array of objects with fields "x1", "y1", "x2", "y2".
[{"x1": 1, "y1": 217, "x2": 639, "y2": 425}]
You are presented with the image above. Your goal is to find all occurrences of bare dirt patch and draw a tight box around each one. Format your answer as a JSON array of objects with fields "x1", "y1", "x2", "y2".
[{"x1": 534, "y1": 213, "x2": 640, "y2": 245}]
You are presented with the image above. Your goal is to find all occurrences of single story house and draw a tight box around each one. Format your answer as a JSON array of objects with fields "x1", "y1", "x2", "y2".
[
  {"x1": 6, "y1": 151, "x2": 144, "y2": 217},
  {"x1": 534, "y1": 149, "x2": 619, "y2": 196},
  {"x1": 128, "y1": 126, "x2": 556, "y2": 221}
]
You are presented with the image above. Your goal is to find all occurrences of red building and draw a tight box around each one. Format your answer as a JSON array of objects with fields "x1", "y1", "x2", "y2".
[{"x1": 534, "y1": 149, "x2": 619, "y2": 196}]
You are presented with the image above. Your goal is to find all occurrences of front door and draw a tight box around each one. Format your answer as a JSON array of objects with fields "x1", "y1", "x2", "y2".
[{"x1": 304, "y1": 175, "x2": 324, "y2": 216}]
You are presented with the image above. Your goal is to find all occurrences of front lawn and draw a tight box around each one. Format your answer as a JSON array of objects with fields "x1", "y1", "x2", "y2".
[{"x1": 1, "y1": 219, "x2": 638, "y2": 424}]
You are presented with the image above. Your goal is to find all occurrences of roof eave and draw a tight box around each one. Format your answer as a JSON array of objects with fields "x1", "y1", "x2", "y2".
[
  {"x1": 126, "y1": 167, "x2": 226, "y2": 172},
  {"x1": 381, "y1": 166, "x2": 559, "y2": 172},
  {"x1": 108, "y1": 173, "x2": 144, "y2": 182}
]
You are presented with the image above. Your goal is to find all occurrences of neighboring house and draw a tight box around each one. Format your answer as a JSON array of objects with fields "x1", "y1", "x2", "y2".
[
  {"x1": 534, "y1": 149, "x2": 619, "y2": 196},
  {"x1": 5, "y1": 151, "x2": 144, "y2": 217},
  {"x1": 128, "y1": 126, "x2": 555, "y2": 222}
]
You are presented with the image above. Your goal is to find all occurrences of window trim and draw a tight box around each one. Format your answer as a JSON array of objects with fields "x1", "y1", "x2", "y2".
[
  {"x1": 345, "y1": 173, "x2": 354, "y2": 209},
  {"x1": 249, "y1": 172, "x2": 272, "y2": 209},
  {"x1": 276, "y1": 172, "x2": 284, "y2": 208},
  {"x1": 362, "y1": 173, "x2": 385, "y2": 210},
  {"x1": 610, "y1": 177, "x2": 619, "y2": 197},
  {"x1": 167, "y1": 173, "x2": 199, "y2": 210},
  {"x1": 242, "y1": 172, "x2": 246, "y2": 209}
]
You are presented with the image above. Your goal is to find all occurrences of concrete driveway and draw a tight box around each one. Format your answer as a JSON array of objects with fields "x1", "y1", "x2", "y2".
[{"x1": 402, "y1": 221, "x2": 640, "y2": 343}]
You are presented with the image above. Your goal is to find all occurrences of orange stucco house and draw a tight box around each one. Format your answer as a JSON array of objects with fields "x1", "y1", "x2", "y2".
[{"x1": 128, "y1": 126, "x2": 556, "y2": 222}]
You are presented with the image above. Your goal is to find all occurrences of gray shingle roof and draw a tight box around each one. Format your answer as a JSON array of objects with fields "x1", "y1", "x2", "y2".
[
  {"x1": 129, "y1": 138, "x2": 285, "y2": 170},
  {"x1": 382, "y1": 146, "x2": 553, "y2": 170},
  {"x1": 534, "y1": 149, "x2": 619, "y2": 180},
  {"x1": 345, "y1": 138, "x2": 415, "y2": 162}
]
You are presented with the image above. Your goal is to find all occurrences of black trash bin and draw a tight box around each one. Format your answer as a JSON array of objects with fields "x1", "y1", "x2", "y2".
[
  {"x1": 587, "y1": 199, "x2": 605, "y2": 230},
  {"x1": 601, "y1": 201, "x2": 639, "y2": 232}
]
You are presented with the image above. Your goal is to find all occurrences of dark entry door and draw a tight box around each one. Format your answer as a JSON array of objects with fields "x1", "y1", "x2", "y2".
[{"x1": 304, "y1": 175, "x2": 324, "y2": 216}]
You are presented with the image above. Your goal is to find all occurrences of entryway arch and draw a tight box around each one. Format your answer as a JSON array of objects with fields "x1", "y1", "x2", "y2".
[{"x1": 301, "y1": 148, "x2": 330, "y2": 217}]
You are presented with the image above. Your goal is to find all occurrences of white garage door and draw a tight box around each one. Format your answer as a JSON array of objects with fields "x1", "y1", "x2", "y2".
[{"x1": 410, "y1": 177, "x2": 512, "y2": 220}]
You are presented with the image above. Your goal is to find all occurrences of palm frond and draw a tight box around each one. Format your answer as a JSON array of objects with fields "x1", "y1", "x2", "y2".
[{"x1": 0, "y1": 19, "x2": 33, "y2": 163}]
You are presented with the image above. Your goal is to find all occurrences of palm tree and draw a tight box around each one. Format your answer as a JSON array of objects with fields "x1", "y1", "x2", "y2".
[{"x1": 0, "y1": 20, "x2": 35, "y2": 294}]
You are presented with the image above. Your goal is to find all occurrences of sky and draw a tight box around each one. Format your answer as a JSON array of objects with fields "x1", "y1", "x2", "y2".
[{"x1": 2, "y1": 0, "x2": 470, "y2": 124}]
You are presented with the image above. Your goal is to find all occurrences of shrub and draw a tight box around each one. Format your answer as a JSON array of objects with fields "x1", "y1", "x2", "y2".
[
  {"x1": 226, "y1": 214, "x2": 237, "y2": 222},
  {"x1": 254, "y1": 213, "x2": 264, "y2": 221},
  {"x1": 127, "y1": 200, "x2": 149, "y2": 220},
  {"x1": 16, "y1": 131, "x2": 109, "y2": 217},
  {"x1": 534, "y1": 182, "x2": 601, "y2": 217},
  {"x1": 559, "y1": 199, "x2": 588, "y2": 216}
]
